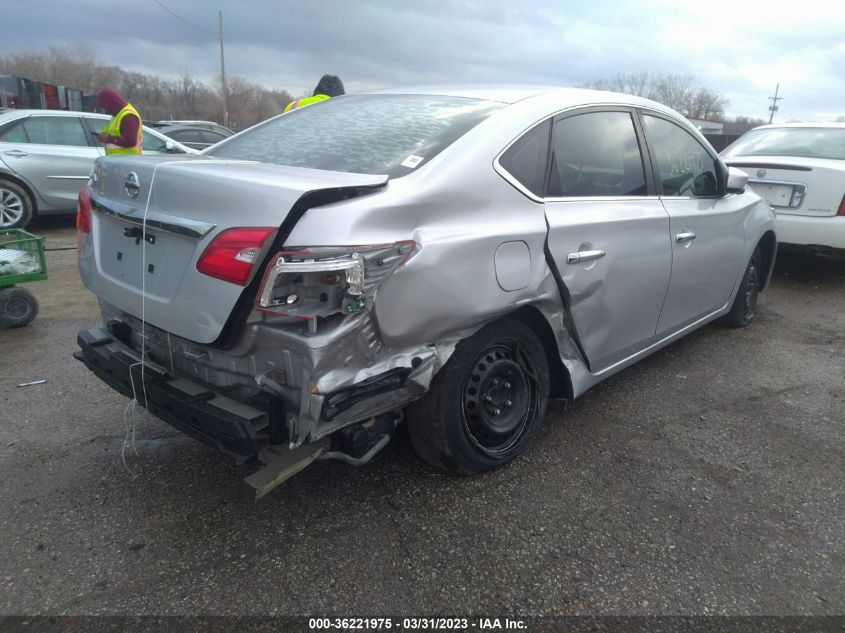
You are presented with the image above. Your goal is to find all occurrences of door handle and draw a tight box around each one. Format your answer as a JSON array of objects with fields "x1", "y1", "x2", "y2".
[
  {"x1": 567, "y1": 249, "x2": 606, "y2": 264},
  {"x1": 3, "y1": 150, "x2": 28, "y2": 157},
  {"x1": 675, "y1": 231, "x2": 696, "y2": 243}
]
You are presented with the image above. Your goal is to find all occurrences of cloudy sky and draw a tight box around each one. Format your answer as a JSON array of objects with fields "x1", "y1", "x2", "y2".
[{"x1": 4, "y1": 0, "x2": 845, "y2": 121}]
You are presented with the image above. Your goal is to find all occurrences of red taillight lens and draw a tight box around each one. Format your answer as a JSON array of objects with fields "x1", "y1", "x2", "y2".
[
  {"x1": 76, "y1": 186, "x2": 91, "y2": 233},
  {"x1": 196, "y1": 227, "x2": 275, "y2": 286},
  {"x1": 837, "y1": 194, "x2": 845, "y2": 217}
]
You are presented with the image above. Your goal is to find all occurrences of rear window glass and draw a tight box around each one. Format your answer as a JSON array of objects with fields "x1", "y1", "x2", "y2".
[
  {"x1": 207, "y1": 94, "x2": 504, "y2": 177},
  {"x1": 723, "y1": 127, "x2": 845, "y2": 161}
]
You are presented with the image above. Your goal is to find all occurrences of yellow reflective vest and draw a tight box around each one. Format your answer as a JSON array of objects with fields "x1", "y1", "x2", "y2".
[
  {"x1": 102, "y1": 103, "x2": 142, "y2": 155},
  {"x1": 284, "y1": 94, "x2": 330, "y2": 113}
]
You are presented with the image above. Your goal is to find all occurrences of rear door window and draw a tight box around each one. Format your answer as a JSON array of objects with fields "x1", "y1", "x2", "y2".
[
  {"x1": 498, "y1": 119, "x2": 551, "y2": 197},
  {"x1": 201, "y1": 130, "x2": 228, "y2": 146},
  {"x1": 170, "y1": 129, "x2": 204, "y2": 144},
  {"x1": 548, "y1": 111, "x2": 647, "y2": 197},
  {"x1": 22, "y1": 116, "x2": 88, "y2": 147}
]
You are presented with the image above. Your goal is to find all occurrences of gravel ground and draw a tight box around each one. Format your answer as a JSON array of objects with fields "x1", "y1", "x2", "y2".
[{"x1": 0, "y1": 218, "x2": 842, "y2": 616}]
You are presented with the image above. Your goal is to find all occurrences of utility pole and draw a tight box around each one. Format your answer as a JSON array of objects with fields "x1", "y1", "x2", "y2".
[
  {"x1": 219, "y1": 9, "x2": 229, "y2": 128},
  {"x1": 768, "y1": 84, "x2": 783, "y2": 124}
]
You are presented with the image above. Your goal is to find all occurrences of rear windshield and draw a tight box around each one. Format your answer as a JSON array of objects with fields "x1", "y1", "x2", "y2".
[
  {"x1": 206, "y1": 94, "x2": 504, "y2": 177},
  {"x1": 723, "y1": 127, "x2": 845, "y2": 161}
]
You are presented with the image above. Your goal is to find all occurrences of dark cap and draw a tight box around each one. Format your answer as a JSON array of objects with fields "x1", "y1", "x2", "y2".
[{"x1": 313, "y1": 75, "x2": 345, "y2": 98}]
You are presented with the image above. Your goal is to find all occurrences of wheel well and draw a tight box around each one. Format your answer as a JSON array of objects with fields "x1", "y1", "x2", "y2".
[
  {"x1": 508, "y1": 305, "x2": 573, "y2": 401},
  {"x1": 0, "y1": 173, "x2": 38, "y2": 214},
  {"x1": 757, "y1": 230, "x2": 776, "y2": 291}
]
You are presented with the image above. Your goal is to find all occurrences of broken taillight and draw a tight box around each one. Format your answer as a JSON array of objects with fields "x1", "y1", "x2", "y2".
[
  {"x1": 837, "y1": 193, "x2": 845, "y2": 217},
  {"x1": 256, "y1": 241, "x2": 416, "y2": 320},
  {"x1": 76, "y1": 186, "x2": 91, "y2": 234},
  {"x1": 196, "y1": 227, "x2": 276, "y2": 286}
]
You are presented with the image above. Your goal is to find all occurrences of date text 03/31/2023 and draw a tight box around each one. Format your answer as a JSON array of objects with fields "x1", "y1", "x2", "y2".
[{"x1": 307, "y1": 617, "x2": 528, "y2": 630}]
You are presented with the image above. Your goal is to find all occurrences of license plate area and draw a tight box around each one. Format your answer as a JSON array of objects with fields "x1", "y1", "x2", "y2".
[
  {"x1": 749, "y1": 180, "x2": 806, "y2": 209},
  {"x1": 94, "y1": 213, "x2": 195, "y2": 299}
]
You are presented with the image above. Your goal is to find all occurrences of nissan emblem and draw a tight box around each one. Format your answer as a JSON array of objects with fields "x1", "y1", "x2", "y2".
[{"x1": 125, "y1": 172, "x2": 140, "y2": 198}]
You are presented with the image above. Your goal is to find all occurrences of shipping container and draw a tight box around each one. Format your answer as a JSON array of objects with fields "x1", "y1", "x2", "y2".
[
  {"x1": 43, "y1": 83, "x2": 60, "y2": 109},
  {"x1": 81, "y1": 94, "x2": 97, "y2": 112},
  {"x1": 68, "y1": 89, "x2": 83, "y2": 111},
  {"x1": 0, "y1": 75, "x2": 24, "y2": 109},
  {"x1": 57, "y1": 85, "x2": 69, "y2": 109},
  {"x1": 22, "y1": 79, "x2": 44, "y2": 109}
]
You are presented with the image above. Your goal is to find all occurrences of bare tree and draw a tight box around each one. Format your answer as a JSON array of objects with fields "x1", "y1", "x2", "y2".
[
  {"x1": 688, "y1": 87, "x2": 729, "y2": 119},
  {"x1": 586, "y1": 72, "x2": 728, "y2": 118},
  {"x1": 609, "y1": 72, "x2": 654, "y2": 98},
  {"x1": 722, "y1": 116, "x2": 766, "y2": 135},
  {"x1": 0, "y1": 45, "x2": 292, "y2": 127}
]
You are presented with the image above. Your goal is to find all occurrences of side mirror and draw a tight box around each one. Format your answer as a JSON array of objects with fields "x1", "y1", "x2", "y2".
[
  {"x1": 165, "y1": 140, "x2": 183, "y2": 154},
  {"x1": 725, "y1": 166, "x2": 749, "y2": 194}
]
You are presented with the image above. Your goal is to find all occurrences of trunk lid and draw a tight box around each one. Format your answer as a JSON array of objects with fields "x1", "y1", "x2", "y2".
[
  {"x1": 80, "y1": 155, "x2": 387, "y2": 344},
  {"x1": 724, "y1": 156, "x2": 845, "y2": 217}
]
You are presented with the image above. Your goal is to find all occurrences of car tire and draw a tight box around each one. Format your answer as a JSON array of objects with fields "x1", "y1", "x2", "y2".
[
  {"x1": 723, "y1": 248, "x2": 761, "y2": 328},
  {"x1": 407, "y1": 318, "x2": 549, "y2": 474},
  {"x1": 0, "y1": 180, "x2": 34, "y2": 229},
  {"x1": 0, "y1": 286, "x2": 39, "y2": 328}
]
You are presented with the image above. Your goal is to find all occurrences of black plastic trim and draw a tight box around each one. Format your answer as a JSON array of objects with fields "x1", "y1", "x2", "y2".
[
  {"x1": 321, "y1": 367, "x2": 412, "y2": 421},
  {"x1": 724, "y1": 161, "x2": 812, "y2": 172},
  {"x1": 75, "y1": 328, "x2": 271, "y2": 463}
]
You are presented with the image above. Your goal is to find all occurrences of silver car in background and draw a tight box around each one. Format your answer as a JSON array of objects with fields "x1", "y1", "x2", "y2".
[
  {"x1": 74, "y1": 87, "x2": 776, "y2": 498},
  {"x1": 0, "y1": 109, "x2": 196, "y2": 228}
]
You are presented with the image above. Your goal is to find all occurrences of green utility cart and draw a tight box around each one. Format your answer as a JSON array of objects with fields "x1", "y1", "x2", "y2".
[{"x1": 0, "y1": 229, "x2": 47, "y2": 328}]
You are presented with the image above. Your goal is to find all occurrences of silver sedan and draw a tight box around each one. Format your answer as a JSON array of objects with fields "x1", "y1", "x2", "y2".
[
  {"x1": 0, "y1": 109, "x2": 195, "y2": 228},
  {"x1": 75, "y1": 87, "x2": 776, "y2": 495}
]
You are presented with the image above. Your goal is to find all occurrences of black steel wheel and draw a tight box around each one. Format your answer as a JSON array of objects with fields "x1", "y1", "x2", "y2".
[
  {"x1": 0, "y1": 286, "x2": 39, "y2": 328},
  {"x1": 723, "y1": 248, "x2": 761, "y2": 328},
  {"x1": 407, "y1": 318, "x2": 549, "y2": 474}
]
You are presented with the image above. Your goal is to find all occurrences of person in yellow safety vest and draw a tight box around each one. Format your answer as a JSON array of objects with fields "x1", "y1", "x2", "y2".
[
  {"x1": 284, "y1": 75, "x2": 345, "y2": 113},
  {"x1": 94, "y1": 87, "x2": 143, "y2": 155}
]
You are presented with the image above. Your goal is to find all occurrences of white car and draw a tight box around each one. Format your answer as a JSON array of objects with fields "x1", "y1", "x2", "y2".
[{"x1": 722, "y1": 123, "x2": 845, "y2": 255}]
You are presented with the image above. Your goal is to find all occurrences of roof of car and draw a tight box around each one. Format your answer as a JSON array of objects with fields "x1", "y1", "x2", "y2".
[
  {"x1": 160, "y1": 124, "x2": 227, "y2": 134},
  {"x1": 363, "y1": 84, "x2": 669, "y2": 108},
  {"x1": 752, "y1": 122, "x2": 845, "y2": 130},
  {"x1": 0, "y1": 109, "x2": 109, "y2": 120},
  {"x1": 152, "y1": 120, "x2": 220, "y2": 125}
]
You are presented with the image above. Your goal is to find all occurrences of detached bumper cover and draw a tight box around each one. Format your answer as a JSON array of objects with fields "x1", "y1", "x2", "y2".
[{"x1": 74, "y1": 328, "x2": 274, "y2": 463}]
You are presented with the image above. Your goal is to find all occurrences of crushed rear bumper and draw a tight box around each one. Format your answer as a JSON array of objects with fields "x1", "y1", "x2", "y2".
[{"x1": 74, "y1": 327, "x2": 282, "y2": 463}]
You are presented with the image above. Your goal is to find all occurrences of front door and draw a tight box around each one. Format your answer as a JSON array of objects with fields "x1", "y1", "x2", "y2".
[{"x1": 640, "y1": 113, "x2": 746, "y2": 335}]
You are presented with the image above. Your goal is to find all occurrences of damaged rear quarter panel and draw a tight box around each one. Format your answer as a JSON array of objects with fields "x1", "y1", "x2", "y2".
[{"x1": 284, "y1": 138, "x2": 551, "y2": 351}]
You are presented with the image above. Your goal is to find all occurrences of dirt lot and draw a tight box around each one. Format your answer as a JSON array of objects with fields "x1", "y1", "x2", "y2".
[{"x1": 0, "y1": 217, "x2": 843, "y2": 616}]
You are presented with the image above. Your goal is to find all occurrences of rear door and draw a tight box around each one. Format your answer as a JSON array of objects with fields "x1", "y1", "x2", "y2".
[
  {"x1": 543, "y1": 108, "x2": 671, "y2": 372},
  {"x1": 640, "y1": 112, "x2": 745, "y2": 335},
  {"x1": 0, "y1": 114, "x2": 97, "y2": 209}
]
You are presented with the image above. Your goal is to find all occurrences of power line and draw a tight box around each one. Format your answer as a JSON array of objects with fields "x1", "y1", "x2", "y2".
[{"x1": 150, "y1": 0, "x2": 216, "y2": 34}]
